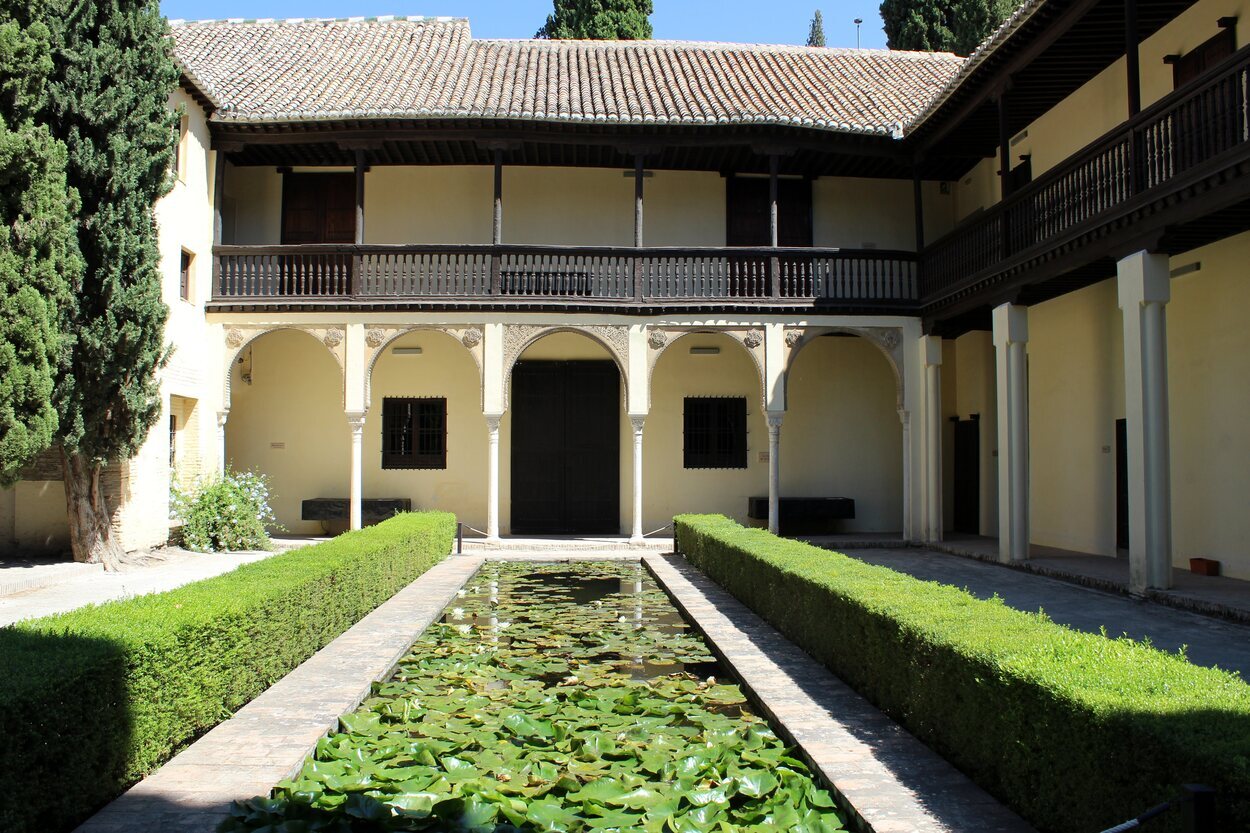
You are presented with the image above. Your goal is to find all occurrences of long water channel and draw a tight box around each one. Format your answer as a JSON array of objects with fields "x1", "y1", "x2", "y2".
[{"x1": 222, "y1": 560, "x2": 846, "y2": 832}]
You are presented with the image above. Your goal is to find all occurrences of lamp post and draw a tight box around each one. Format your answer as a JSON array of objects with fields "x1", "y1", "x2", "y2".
[{"x1": 854, "y1": 18, "x2": 863, "y2": 49}]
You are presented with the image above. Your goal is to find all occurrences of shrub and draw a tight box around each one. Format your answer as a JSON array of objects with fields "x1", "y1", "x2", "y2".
[
  {"x1": 674, "y1": 514, "x2": 1250, "y2": 833},
  {"x1": 171, "y1": 470, "x2": 278, "y2": 552},
  {"x1": 0, "y1": 511, "x2": 455, "y2": 833}
]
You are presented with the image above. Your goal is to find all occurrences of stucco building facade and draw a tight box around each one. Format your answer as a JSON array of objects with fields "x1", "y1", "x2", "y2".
[{"x1": 2, "y1": 0, "x2": 1248, "y2": 591}]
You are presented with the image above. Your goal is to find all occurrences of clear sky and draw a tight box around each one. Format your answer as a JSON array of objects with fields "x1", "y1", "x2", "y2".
[{"x1": 159, "y1": 1, "x2": 891, "y2": 50}]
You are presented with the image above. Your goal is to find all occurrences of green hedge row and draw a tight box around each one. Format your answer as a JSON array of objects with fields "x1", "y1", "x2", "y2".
[
  {"x1": 675, "y1": 514, "x2": 1250, "y2": 833},
  {"x1": 0, "y1": 511, "x2": 455, "y2": 833}
]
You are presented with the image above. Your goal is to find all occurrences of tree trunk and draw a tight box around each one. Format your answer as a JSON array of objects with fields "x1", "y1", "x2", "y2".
[{"x1": 61, "y1": 449, "x2": 125, "y2": 569}]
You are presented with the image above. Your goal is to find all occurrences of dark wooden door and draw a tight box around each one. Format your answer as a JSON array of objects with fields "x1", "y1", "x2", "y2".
[
  {"x1": 1116, "y1": 419, "x2": 1129, "y2": 551},
  {"x1": 952, "y1": 417, "x2": 980, "y2": 535},
  {"x1": 281, "y1": 173, "x2": 355, "y2": 244},
  {"x1": 725, "y1": 176, "x2": 813, "y2": 246},
  {"x1": 511, "y1": 361, "x2": 619, "y2": 534}
]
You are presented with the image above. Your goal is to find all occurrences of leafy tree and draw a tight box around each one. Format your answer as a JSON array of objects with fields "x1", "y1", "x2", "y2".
[
  {"x1": 536, "y1": 0, "x2": 654, "y2": 40},
  {"x1": 807, "y1": 10, "x2": 826, "y2": 47},
  {"x1": 880, "y1": 0, "x2": 1015, "y2": 56},
  {"x1": 33, "y1": 0, "x2": 178, "y2": 565},
  {"x1": 0, "y1": 11, "x2": 76, "y2": 487}
]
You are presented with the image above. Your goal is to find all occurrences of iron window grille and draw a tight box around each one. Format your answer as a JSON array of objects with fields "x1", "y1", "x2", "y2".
[
  {"x1": 180, "y1": 250, "x2": 192, "y2": 301},
  {"x1": 684, "y1": 397, "x2": 748, "y2": 469},
  {"x1": 382, "y1": 397, "x2": 447, "y2": 470}
]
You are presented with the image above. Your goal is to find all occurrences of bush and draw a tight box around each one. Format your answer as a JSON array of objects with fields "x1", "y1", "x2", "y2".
[
  {"x1": 171, "y1": 470, "x2": 278, "y2": 552},
  {"x1": 674, "y1": 514, "x2": 1250, "y2": 833},
  {"x1": 0, "y1": 511, "x2": 455, "y2": 833}
]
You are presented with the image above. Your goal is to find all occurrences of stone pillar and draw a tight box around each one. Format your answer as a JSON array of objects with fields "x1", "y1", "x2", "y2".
[
  {"x1": 992, "y1": 303, "x2": 1029, "y2": 563},
  {"x1": 922, "y1": 335, "x2": 944, "y2": 543},
  {"x1": 1118, "y1": 251, "x2": 1173, "y2": 592},
  {"x1": 347, "y1": 411, "x2": 366, "y2": 531},
  {"x1": 485, "y1": 414, "x2": 502, "y2": 541},
  {"x1": 216, "y1": 409, "x2": 229, "y2": 475},
  {"x1": 766, "y1": 412, "x2": 783, "y2": 535},
  {"x1": 630, "y1": 415, "x2": 646, "y2": 544}
]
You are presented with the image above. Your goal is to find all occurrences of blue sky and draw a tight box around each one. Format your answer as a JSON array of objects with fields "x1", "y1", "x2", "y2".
[{"x1": 159, "y1": 1, "x2": 891, "y2": 50}]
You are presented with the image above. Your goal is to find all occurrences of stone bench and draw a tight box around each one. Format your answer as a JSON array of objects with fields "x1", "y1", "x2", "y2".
[
  {"x1": 301, "y1": 498, "x2": 412, "y2": 526},
  {"x1": 747, "y1": 496, "x2": 855, "y2": 535}
]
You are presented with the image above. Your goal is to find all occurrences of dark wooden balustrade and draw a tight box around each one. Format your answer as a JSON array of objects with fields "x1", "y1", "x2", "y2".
[
  {"x1": 213, "y1": 244, "x2": 918, "y2": 305},
  {"x1": 923, "y1": 45, "x2": 1250, "y2": 299}
]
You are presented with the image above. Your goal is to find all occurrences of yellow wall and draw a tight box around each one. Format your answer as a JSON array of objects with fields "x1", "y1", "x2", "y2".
[
  {"x1": 951, "y1": 330, "x2": 998, "y2": 536},
  {"x1": 644, "y1": 333, "x2": 767, "y2": 529},
  {"x1": 814, "y1": 178, "x2": 955, "y2": 251},
  {"x1": 226, "y1": 329, "x2": 350, "y2": 535},
  {"x1": 1027, "y1": 280, "x2": 1125, "y2": 555},
  {"x1": 365, "y1": 167, "x2": 493, "y2": 244},
  {"x1": 783, "y1": 335, "x2": 904, "y2": 531}
]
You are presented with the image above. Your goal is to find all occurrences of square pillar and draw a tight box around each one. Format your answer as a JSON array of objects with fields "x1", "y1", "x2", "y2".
[
  {"x1": 921, "y1": 335, "x2": 944, "y2": 543},
  {"x1": 992, "y1": 303, "x2": 1029, "y2": 563},
  {"x1": 1118, "y1": 251, "x2": 1173, "y2": 591}
]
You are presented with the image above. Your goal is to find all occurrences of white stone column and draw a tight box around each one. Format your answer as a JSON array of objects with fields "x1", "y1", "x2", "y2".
[
  {"x1": 630, "y1": 415, "x2": 646, "y2": 544},
  {"x1": 898, "y1": 408, "x2": 913, "y2": 541},
  {"x1": 922, "y1": 335, "x2": 944, "y2": 543},
  {"x1": 485, "y1": 414, "x2": 502, "y2": 541},
  {"x1": 992, "y1": 303, "x2": 1029, "y2": 563},
  {"x1": 216, "y1": 409, "x2": 229, "y2": 475},
  {"x1": 1118, "y1": 251, "x2": 1173, "y2": 592},
  {"x1": 347, "y1": 411, "x2": 366, "y2": 531},
  {"x1": 766, "y1": 412, "x2": 784, "y2": 535}
]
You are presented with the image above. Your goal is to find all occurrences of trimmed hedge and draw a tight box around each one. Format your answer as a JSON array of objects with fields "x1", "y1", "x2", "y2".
[
  {"x1": 675, "y1": 514, "x2": 1250, "y2": 833},
  {"x1": 0, "y1": 511, "x2": 455, "y2": 833}
]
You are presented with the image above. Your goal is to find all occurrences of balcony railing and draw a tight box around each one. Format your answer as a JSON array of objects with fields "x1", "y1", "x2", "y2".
[
  {"x1": 923, "y1": 44, "x2": 1250, "y2": 298},
  {"x1": 212, "y1": 244, "x2": 918, "y2": 305}
]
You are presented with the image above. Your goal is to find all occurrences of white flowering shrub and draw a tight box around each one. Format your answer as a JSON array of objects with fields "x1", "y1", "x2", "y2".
[{"x1": 171, "y1": 471, "x2": 280, "y2": 552}]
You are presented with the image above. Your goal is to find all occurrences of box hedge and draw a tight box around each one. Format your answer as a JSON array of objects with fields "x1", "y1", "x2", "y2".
[
  {"x1": 675, "y1": 514, "x2": 1250, "y2": 833},
  {"x1": 0, "y1": 511, "x2": 455, "y2": 833}
]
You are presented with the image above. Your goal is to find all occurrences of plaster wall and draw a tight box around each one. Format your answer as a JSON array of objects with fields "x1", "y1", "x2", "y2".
[{"x1": 814, "y1": 178, "x2": 955, "y2": 250}]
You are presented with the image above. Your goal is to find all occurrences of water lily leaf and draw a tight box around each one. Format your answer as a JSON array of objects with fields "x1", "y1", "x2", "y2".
[
  {"x1": 735, "y1": 770, "x2": 780, "y2": 798},
  {"x1": 343, "y1": 793, "x2": 390, "y2": 821},
  {"x1": 526, "y1": 797, "x2": 582, "y2": 831}
]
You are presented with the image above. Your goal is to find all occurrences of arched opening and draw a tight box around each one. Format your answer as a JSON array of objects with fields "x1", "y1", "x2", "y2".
[
  {"x1": 644, "y1": 332, "x2": 766, "y2": 530},
  {"x1": 504, "y1": 331, "x2": 626, "y2": 535},
  {"x1": 784, "y1": 332, "x2": 902, "y2": 533},
  {"x1": 366, "y1": 329, "x2": 486, "y2": 531},
  {"x1": 225, "y1": 328, "x2": 346, "y2": 534}
]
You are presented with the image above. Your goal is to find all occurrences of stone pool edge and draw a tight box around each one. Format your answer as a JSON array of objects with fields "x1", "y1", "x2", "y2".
[
  {"x1": 643, "y1": 553, "x2": 1036, "y2": 833},
  {"x1": 75, "y1": 554, "x2": 486, "y2": 833}
]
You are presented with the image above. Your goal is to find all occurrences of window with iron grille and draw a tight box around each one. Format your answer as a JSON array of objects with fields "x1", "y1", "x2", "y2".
[
  {"x1": 382, "y1": 397, "x2": 446, "y2": 469},
  {"x1": 180, "y1": 249, "x2": 193, "y2": 301},
  {"x1": 683, "y1": 397, "x2": 748, "y2": 469}
]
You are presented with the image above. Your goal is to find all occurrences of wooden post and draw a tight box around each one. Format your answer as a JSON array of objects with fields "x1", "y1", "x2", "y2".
[
  {"x1": 353, "y1": 150, "x2": 365, "y2": 295},
  {"x1": 1125, "y1": 0, "x2": 1141, "y2": 117},
  {"x1": 997, "y1": 92, "x2": 1012, "y2": 200},
  {"x1": 634, "y1": 154, "x2": 645, "y2": 301},
  {"x1": 912, "y1": 170, "x2": 926, "y2": 252},
  {"x1": 769, "y1": 155, "x2": 781, "y2": 298},
  {"x1": 491, "y1": 148, "x2": 503, "y2": 294},
  {"x1": 212, "y1": 148, "x2": 225, "y2": 296}
]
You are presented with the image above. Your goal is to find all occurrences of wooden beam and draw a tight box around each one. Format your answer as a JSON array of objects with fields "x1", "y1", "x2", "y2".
[
  {"x1": 913, "y1": 171, "x2": 925, "y2": 251},
  {"x1": 1125, "y1": 0, "x2": 1142, "y2": 117}
]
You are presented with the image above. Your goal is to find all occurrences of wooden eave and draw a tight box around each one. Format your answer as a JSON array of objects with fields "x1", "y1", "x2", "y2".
[{"x1": 178, "y1": 74, "x2": 216, "y2": 117}]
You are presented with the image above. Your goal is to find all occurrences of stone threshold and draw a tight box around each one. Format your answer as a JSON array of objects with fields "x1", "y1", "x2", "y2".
[{"x1": 645, "y1": 553, "x2": 1035, "y2": 833}]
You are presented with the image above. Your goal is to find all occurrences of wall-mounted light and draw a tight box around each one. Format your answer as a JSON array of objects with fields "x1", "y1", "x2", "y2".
[
  {"x1": 690, "y1": 346, "x2": 720, "y2": 355},
  {"x1": 392, "y1": 346, "x2": 423, "y2": 355}
]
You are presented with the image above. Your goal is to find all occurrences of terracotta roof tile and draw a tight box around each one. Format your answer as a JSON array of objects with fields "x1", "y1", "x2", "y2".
[{"x1": 170, "y1": 16, "x2": 966, "y2": 136}]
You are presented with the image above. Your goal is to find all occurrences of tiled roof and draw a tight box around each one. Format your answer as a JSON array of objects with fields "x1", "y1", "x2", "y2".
[{"x1": 169, "y1": 17, "x2": 965, "y2": 137}]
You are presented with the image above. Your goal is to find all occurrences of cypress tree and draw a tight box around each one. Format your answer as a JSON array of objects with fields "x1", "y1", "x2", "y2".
[
  {"x1": 807, "y1": 10, "x2": 826, "y2": 47},
  {"x1": 880, "y1": 0, "x2": 1014, "y2": 56},
  {"x1": 36, "y1": 0, "x2": 178, "y2": 565},
  {"x1": 0, "y1": 11, "x2": 77, "y2": 486},
  {"x1": 536, "y1": 0, "x2": 654, "y2": 40}
]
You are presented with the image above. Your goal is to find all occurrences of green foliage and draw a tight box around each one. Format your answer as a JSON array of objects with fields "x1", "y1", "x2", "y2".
[
  {"x1": 0, "y1": 512, "x2": 455, "y2": 833},
  {"x1": 0, "y1": 11, "x2": 77, "y2": 485},
  {"x1": 536, "y1": 0, "x2": 654, "y2": 40},
  {"x1": 171, "y1": 470, "x2": 280, "y2": 552},
  {"x1": 807, "y1": 10, "x2": 826, "y2": 48},
  {"x1": 224, "y1": 561, "x2": 845, "y2": 832},
  {"x1": 674, "y1": 515, "x2": 1250, "y2": 833},
  {"x1": 880, "y1": 0, "x2": 1015, "y2": 55},
  {"x1": 33, "y1": 0, "x2": 179, "y2": 464}
]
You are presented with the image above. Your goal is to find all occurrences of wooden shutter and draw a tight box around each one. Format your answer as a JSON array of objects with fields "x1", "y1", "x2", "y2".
[
  {"x1": 1172, "y1": 29, "x2": 1235, "y2": 88},
  {"x1": 281, "y1": 173, "x2": 356, "y2": 244},
  {"x1": 725, "y1": 176, "x2": 812, "y2": 247}
]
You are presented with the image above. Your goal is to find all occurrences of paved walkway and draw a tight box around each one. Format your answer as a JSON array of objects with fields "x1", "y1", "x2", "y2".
[
  {"x1": 842, "y1": 547, "x2": 1250, "y2": 678},
  {"x1": 933, "y1": 534, "x2": 1250, "y2": 622},
  {"x1": 0, "y1": 538, "x2": 319, "y2": 626}
]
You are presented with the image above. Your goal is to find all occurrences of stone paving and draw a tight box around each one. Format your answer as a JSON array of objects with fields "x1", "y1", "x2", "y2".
[
  {"x1": 842, "y1": 547, "x2": 1250, "y2": 678},
  {"x1": 75, "y1": 554, "x2": 485, "y2": 833},
  {"x1": 645, "y1": 553, "x2": 1034, "y2": 833},
  {"x1": 0, "y1": 538, "x2": 318, "y2": 627}
]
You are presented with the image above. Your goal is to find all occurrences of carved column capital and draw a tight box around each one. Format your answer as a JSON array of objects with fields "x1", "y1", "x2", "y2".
[
  {"x1": 766, "y1": 412, "x2": 784, "y2": 432},
  {"x1": 346, "y1": 411, "x2": 367, "y2": 434},
  {"x1": 630, "y1": 415, "x2": 647, "y2": 434},
  {"x1": 485, "y1": 414, "x2": 503, "y2": 433}
]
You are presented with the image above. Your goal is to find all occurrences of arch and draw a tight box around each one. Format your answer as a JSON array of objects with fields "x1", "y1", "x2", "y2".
[
  {"x1": 223, "y1": 326, "x2": 344, "y2": 411},
  {"x1": 647, "y1": 329, "x2": 766, "y2": 411},
  {"x1": 366, "y1": 327, "x2": 484, "y2": 407},
  {"x1": 504, "y1": 325, "x2": 630, "y2": 411},
  {"x1": 785, "y1": 326, "x2": 903, "y2": 409}
]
